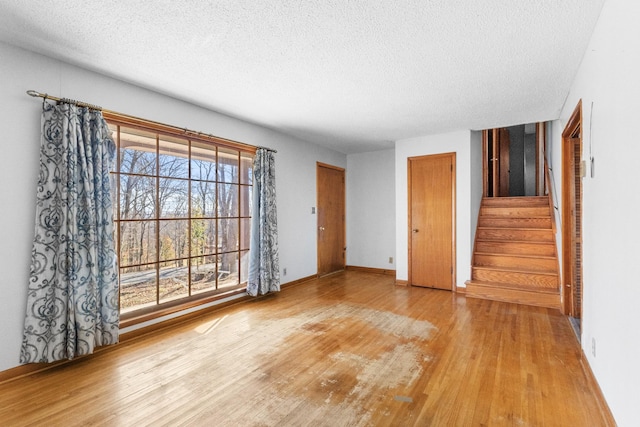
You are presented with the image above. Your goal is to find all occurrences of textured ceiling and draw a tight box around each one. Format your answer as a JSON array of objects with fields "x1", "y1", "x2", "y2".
[{"x1": 0, "y1": 1, "x2": 604, "y2": 154}]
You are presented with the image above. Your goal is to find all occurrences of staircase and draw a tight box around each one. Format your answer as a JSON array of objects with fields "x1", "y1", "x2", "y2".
[{"x1": 465, "y1": 196, "x2": 561, "y2": 310}]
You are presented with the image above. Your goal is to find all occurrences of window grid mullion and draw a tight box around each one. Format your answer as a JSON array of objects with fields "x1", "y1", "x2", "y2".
[
  {"x1": 215, "y1": 147, "x2": 219, "y2": 291},
  {"x1": 187, "y1": 139, "x2": 192, "y2": 297},
  {"x1": 155, "y1": 133, "x2": 160, "y2": 305},
  {"x1": 236, "y1": 151, "x2": 241, "y2": 284}
]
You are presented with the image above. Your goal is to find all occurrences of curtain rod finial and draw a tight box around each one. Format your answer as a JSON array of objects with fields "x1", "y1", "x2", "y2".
[{"x1": 26, "y1": 90, "x2": 40, "y2": 97}]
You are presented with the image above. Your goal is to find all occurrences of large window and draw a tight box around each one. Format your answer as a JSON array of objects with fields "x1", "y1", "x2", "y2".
[{"x1": 107, "y1": 120, "x2": 253, "y2": 318}]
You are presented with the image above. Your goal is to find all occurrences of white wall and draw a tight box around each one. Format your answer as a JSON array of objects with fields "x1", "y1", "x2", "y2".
[
  {"x1": 0, "y1": 41, "x2": 346, "y2": 373},
  {"x1": 395, "y1": 130, "x2": 477, "y2": 287},
  {"x1": 346, "y1": 149, "x2": 395, "y2": 269},
  {"x1": 550, "y1": 1, "x2": 640, "y2": 424}
]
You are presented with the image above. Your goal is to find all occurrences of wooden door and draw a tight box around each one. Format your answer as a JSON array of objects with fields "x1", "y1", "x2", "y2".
[
  {"x1": 498, "y1": 128, "x2": 511, "y2": 197},
  {"x1": 484, "y1": 124, "x2": 546, "y2": 198},
  {"x1": 484, "y1": 128, "x2": 511, "y2": 197},
  {"x1": 536, "y1": 122, "x2": 546, "y2": 196},
  {"x1": 409, "y1": 153, "x2": 455, "y2": 290},
  {"x1": 317, "y1": 163, "x2": 345, "y2": 276}
]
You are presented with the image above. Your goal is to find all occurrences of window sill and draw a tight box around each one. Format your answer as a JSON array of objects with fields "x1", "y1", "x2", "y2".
[{"x1": 119, "y1": 287, "x2": 247, "y2": 330}]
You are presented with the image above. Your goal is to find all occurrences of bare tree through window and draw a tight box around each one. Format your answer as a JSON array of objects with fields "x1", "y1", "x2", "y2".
[{"x1": 108, "y1": 124, "x2": 253, "y2": 314}]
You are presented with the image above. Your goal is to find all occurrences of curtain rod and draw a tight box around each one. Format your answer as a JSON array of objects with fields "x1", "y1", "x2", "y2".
[{"x1": 26, "y1": 90, "x2": 277, "y2": 153}]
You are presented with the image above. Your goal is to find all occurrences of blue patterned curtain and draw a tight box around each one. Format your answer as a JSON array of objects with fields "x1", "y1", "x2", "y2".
[
  {"x1": 20, "y1": 102, "x2": 119, "y2": 363},
  {"x1": 247, "y1": 148, "x2": 280, "y2": 296}
]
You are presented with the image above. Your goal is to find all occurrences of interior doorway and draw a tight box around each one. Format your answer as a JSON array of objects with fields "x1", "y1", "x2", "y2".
[
  {"x1": 408, "y1": 153, "x2": 455, "y2": 290},
  {"x1": 483, "y1": 123, "x2": 546, "y2": 197},
  {"x1": 317, "y1": 162, "x2": 346, "y2": 276},
  {"x1": 561, "y1": 101, "x2": 583, "y2": 329}
]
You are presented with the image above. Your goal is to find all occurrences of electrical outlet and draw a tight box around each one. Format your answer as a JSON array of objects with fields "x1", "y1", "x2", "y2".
[
  {"x1": 283, "y1": 268, "x2": 287, "y2": 276},
  {"x1": 388, "y1": 257, "x2": 393, "y2": 264},
  {"x1": 591, "y1": 337, "x2": 596, "y2": 357}
]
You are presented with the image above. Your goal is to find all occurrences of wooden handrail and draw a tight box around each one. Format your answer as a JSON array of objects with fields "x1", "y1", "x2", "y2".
[{"x1": 544, "y1": 158, "x2": 557, "y2": 233}]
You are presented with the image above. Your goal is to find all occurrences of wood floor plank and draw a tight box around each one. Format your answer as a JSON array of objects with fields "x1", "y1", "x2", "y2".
[{"x1": 0, "y1": 271, "x2": 612, "y2": 426}]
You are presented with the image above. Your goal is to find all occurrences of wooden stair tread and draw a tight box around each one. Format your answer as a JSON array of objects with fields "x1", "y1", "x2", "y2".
[
  {"x1": 477, "y1": 226, "x2": 553, "y2": 231},
  {"x1": 472, "y1": 265, "x2": 558, "y2": 276},
  {"x1": 476, "y1": 237, "x2": 554, "y2": 243},
  {"x1": 482, "y1": 204, "x2": 549, "y2": 209},
  {"x1": 474, "y1": 240, "x2": 557, "y2": 257},
  {"x1": 476, "y1": 239, "x2": 555, "y2": 245},
  {"x1": 474, "y1": 252, "x2": 556, "y2": 260},
  {"x1": 475, "y1": 242, "x2": 556, "y2": 251},
  {"x1": 481, "y1": 196, "x2": 548, "y2": 202},
  {"x1": 475, "y1": 228, "x2": 554, "y2": 241},
  {"x1": 480, "y1": 215, "x2": 550, "y2": 219}
]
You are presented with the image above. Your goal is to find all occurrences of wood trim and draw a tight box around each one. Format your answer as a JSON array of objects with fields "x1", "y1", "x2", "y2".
[
  {"x1": 482, "y1": 130, "x2": 489, "y2": 197},
  {"x1": 536, "y1": 122, "x2": 546, "y2": 196},
  {"x1": 120, "y1": 288, "x2": 247, "y2": 328},
  {"x1": 0, "y1": 359, "x2": 65, "y2": 385},
  {"x1": 407, "y1": 159, "x2": 413, "y2": 283},
  {"x1": 579, "y1": 348, "x2": 617, "y2": 426},
  {"x1": 395, "y1": 279, "x2": 409, "y2": 286},
  {"x1": 561, "y1": 100, "x2": 583, "y2": 316},
  {"x1": 104, "y1": 112, "x2": 257, "y2": 154},
  {"x1": 562, "y1": 100, "x2": 583, "y2": 138},
  {"x1": 498, "y1": 128, "x2": 510, "y2": 197},
  {"x1": 346, "y1": 265, "x2": 396, "y2": 276},
  {"x1": 454, "y1": 284, "x2": 466, "y2": 294},
  {"x1": 492, "y1": 129, "x2": 499, "y2": 197},
  {"x1": 0, "y1": 275, "x2": 317, "y2": 385},
  {"x1": 281, "y1": 275, "x2": 319, "y2": 288},
  {"x1": 316, "y1": 161, "x2": 345, "y2": 172},
  {"x1": 452, "y1": 155, "x2": 457, "y2": 289},
  {"x1": 121, "y1": 298, "x2": 255, "y2": 342},
  {"x1": 561, "y1": 136, "x2": 575, "y2": 316}
]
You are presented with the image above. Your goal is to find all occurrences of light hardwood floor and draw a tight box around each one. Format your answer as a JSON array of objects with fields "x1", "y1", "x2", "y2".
[{"x1": 0, "y1": 271, "x2": 612, "y2": 426}]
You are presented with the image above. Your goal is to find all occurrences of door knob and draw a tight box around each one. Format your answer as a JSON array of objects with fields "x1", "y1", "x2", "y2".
[
  {"x1": 412, "y1": 229, "x2": 419, "y2": 233},
  {"x1": 319, "y1": 226, "x2": 325, "y2": 231}
]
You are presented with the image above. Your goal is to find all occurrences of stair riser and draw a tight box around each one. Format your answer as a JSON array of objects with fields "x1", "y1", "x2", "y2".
[
  {"x1": 475, "y1": 241, "x2": 556, "y2": 256},
  {"x1": 478, "y1": 217, "x2": 551, "y2": 229},
  {"x1": 481, "y1": 197, "x2": 549, "y2": 207},
  {"x1": 476, "y1": 228, "x2": 554, "y2": 242},
  {"x1": 480, "y1": 206, "x2": 549, "y2": 218},
  {"x1": 472, "y1": 268, "x2": 558, "y2": 288},
  {"x1": 474, "y1": 254, "x2": 557, "y2": 272},
  {"x1": 465, "y1": 282, "x2": 560, "y2": 309}
]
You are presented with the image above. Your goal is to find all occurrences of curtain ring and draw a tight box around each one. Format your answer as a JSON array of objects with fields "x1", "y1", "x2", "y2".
[{"x1": 42, "y1": 93, "x2": 48, "y2": 109}]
